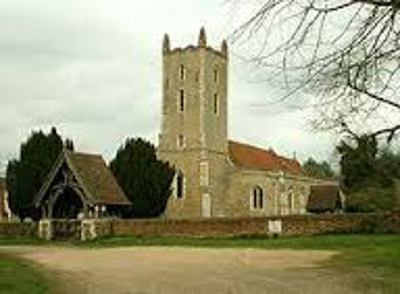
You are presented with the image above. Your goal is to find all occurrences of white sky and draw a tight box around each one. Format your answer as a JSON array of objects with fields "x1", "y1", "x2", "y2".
[{"x1": 0, "y1": 0, "x2": 337, "y2": 174}]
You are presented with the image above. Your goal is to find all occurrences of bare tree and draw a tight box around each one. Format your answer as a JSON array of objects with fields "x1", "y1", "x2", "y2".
[{"x1": 231, "y1": 0, "x2": 400, "y2": 141}]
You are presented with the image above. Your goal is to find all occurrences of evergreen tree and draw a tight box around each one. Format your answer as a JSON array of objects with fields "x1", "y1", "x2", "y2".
[
  {"x1": 303, "y1": 158, "x2": 334, "y2": 179},
  {"x1": 337, "y1": 135, "x2": 397, "y2": 212},
  {"x1": 109, "y1": 138, "x2": 175, "y2": 218},
  {"x1": 6, "y1": 127, "x2": 65, "y2": 221}
]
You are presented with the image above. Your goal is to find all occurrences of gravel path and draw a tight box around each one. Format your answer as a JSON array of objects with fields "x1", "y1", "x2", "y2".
[{"x1": 2, "y1": 247, "x2": 365, "y2": 294}]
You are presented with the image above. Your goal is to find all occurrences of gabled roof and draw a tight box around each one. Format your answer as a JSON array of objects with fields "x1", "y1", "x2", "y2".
[
  {"x1": 307, "y1": 184, "x2": 343, "y2": 212},
  {"x1": 228, "y1": 141, "x2": 304, "y2": 175},
  {"x1": 35, "y1": 150, "x2": 130, "y2": 207}
]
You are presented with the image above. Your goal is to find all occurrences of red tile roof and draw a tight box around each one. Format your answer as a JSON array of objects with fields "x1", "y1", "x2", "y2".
[{"x1": 228, "y1": 141, "x2": 304, "y2": 175}]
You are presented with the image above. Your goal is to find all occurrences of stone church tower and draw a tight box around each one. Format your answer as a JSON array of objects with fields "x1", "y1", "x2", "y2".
[
  {"x1": 158, "y1": 28, "x2": 229, "y2": 218},
  {"x1": 158, "y1": 28, "x2": 338, "y2": 219}
]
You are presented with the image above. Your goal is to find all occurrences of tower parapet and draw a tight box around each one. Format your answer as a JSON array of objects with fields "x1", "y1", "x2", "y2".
[{"x1": 162, "y1": 27, "x2": 228, "y2": 59}]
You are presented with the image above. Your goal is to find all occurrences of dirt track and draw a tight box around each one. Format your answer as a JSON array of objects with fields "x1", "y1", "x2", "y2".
[{"x1": 3, "y1": 247, "x2": 366, "y2": 294}]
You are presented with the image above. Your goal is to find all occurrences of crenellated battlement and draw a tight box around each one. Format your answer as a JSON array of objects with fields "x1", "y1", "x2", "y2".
[{"x1": 163, "y1": 27, "x2": 228, "y2": 59}]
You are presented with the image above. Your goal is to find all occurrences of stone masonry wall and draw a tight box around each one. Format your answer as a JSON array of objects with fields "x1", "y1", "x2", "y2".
[
  {"x1": 2, "y1": 213, "x2": 398, "y2": 240},
  {"x1": 226, "y1": 168, "x2": 331, "y2": 218},
  {"x1": 0, "y1": 222, "x2": 37, "y2": 237},
  {"x1": 94, "y1": 213, "x2": 400, "y2": 238}
]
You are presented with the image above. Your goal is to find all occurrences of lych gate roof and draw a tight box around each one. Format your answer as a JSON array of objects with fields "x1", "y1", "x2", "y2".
[
  {"x1": 307, "y1": 184, "x2": 343, "y2": 212},
  {"x1": 66, "y1": 152, "x2": 130, "y2": 205},
  {"x1": 35, "y1": 150, "x2": 130, "y2": 207},
  {"x1": 228, "y1": 141, "x2": 304, "y2": 175}
]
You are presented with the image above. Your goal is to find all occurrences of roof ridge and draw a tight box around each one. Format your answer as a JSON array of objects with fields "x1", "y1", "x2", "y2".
[
  {"x1": 67, "y1": 150, "x2": 102, "y2": 158},
  {"x1": 229, "y1": 140, "x2": 274, "y2": 154},
  {"x1": 229, "y1": 140, "x2": 297, "y2": 162},
  {"x1": 65, "y1": 151, "x2": 97, "y2": 204}
]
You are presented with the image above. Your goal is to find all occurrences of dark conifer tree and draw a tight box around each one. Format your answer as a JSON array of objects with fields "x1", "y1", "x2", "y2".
[
  {"x1": 6, "y1": 127, "x2": 67, "y2": 221},
  {"x1": 110, "y1": 138, "x2": 175, "y2": 218}
]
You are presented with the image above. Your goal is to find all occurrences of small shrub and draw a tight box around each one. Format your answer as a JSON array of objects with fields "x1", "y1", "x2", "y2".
[{"x1": 345, "y1": 187, "x2": 396, "y2": 213}]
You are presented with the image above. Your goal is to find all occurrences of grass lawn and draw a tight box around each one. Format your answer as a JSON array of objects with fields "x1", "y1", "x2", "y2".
[
  {"x1": 0, "y1": 253, "x2": 54, "y2": 294},
  {"x1": 0, "y1": 235, "x2": 46, "y2": 247}
]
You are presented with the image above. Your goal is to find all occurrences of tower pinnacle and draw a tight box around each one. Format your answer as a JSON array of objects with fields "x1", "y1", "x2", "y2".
[
  {"x1": 221, "y1": 39, "x2": 228, "y2": 57},
  {"x1": 163, "y1": 33, "x2": 170, "y2": 53},
  {"x1": 198, "y1": 27, "x2": 207, "y2": 47}
]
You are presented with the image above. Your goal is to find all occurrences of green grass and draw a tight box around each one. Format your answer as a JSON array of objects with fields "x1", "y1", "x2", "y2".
[
  {"x1": 81, "y1": 232, "x2": 398, "y2": 251},
  {"x1": 1, "y1": 233, "x2": 399, "y2": 292},
  {"x1": 0, "y1": 235, "x2": 47, "y2": 246},
  {"x1": 0, "y1": 253, "x2": 54, "y2": 294}
]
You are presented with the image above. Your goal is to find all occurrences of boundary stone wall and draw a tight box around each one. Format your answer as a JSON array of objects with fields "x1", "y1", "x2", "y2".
[
  {"x1": 0, "y1": 221, "x2": 37, "y2": 237},
  {"x1": 1, "y1": 212, "x2": 399, "y2": 240},
  {"x1": 91, "y1": 212, "x2": 400, "y2": 239}
]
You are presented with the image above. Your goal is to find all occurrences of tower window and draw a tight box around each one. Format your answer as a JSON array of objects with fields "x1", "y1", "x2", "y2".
[
  {"x1": 177, "y1": 134, "x2": 185, "y2": 149},
  {"x1": 180, "y1": 65, "x2": 185, "y2": 80},
  {"x1": 251, "y1": 186, "x2": 264, "y2": 210},
  {"x1": 176, "y1": 171, "x2": 184, "y2": 199},
  {"x1": 214, "y1": 67, "x2": 218, "y2": 83},
  {"x1": 199, "y1": 161, "x2": 209, "y2": 187},
  {"x1": 179, "y1": 89, "x2": 185, "y2": 112},
  {"x1": 213, "y1": 93, "x2": 218, "y2": 115}
]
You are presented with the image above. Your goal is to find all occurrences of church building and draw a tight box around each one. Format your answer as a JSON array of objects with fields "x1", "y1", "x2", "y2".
[{"x1": 157, "y1": 28, "x2": 332, "y2": 219}]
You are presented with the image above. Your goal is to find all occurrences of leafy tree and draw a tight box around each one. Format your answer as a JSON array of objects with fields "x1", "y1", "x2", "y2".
[
  {"x1": 6, "y1": 127, "x2": 66, "y2": 221},
  {"x1": 337, "y1": 135, "x2": 398, "y2": 212},
  {"x1": 303, "y1": 158, "x2": 334, "y2": 179},
  {"x1": 377, "y1": 149, "x2": 400, "y2": 180},
  {"x1": 109, "y1": 137, "x2": 175, "y2": 218},
  {"x1": 232, "y1": 1, "x2": 400, "y2": 140},
  {"x1": 337, "y1": 135, "x2": 379, "y2": 190}
]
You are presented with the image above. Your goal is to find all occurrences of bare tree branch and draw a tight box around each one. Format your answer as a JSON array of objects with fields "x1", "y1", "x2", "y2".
[{"x1": 231, "y1": 0, "x2": 400, "y2": 140}]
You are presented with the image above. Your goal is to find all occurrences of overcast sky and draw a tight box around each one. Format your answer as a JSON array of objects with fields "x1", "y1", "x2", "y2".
[{"x1": 0, "y1": 0, "x2": 337, "y2": 174}]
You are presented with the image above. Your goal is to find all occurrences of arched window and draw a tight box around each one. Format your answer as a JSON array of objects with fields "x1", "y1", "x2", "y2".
[
  {"x1": 176, "y1": 171, "x2": 184, "y2": 199},
  {"x1": 287, "y1": 187, "x2": 294, "y2": 214},
  {"x1": 299, "y1": 187, "x2": 308, "y2": 214},
  {"x1": 251, "y1": 186, "x2": 264, "y2": 210}
]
